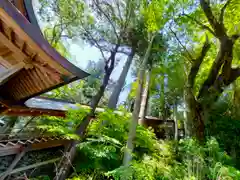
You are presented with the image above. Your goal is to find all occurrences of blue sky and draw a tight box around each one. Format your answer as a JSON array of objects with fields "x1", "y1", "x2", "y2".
[
  {"x1": 33, "y1": 0, "x2": 133, "y2": 103},
  {"x1": 68, "y1": 43, "x2": 133, "y2": 103}
]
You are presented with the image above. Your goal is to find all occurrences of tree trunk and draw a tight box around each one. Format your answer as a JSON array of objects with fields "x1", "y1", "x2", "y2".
[
  {"x1": 173, "y1": 103, "x2": 178, "y2": 140},
  {"x1": 0, "y1": 116, "x2": 18, "y2": 140},
  {"x1": 139, "y1": 70, "x2": 151, "y2": 124},
  {"x1": 123, "y1": 34, "x2": 155, "y2": 166},
  {"x1": 184, "y1": 37, "x2": 210, "y2": 142},
  {"x1": 55, "y1": 46, "x2": 119, "y2": 180},
  {"x1": 183, "y1": 90, "x2": 189, "y2": 138},
  {"x1": 185, "y1": 86, "x2": 205, "y2": 142},
  {"x1": 17, "y1": 117, "x2": 35, "y2": 134},
  {"x1": 233, "y1": 81, "x2": 240, "y2": 116},
  {"x1": 160, "y1": 74, "x2": 166, "y2": 120},
  {"x1": 108, "y1": 50, "x2": 135, "y2": 109}
]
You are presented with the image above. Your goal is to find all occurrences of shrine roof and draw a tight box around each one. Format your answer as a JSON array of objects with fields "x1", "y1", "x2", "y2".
[{"x1": 0, "y1": 1, "x2": 89, "y2": 112}]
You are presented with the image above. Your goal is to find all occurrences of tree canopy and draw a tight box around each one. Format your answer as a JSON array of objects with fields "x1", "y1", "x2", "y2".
[{"x1": 2, "y1": 0, "x2": 240, "y2": 179}]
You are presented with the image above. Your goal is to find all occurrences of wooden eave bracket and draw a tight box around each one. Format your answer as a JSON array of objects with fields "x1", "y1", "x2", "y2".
[
  {"x1": 0, "y1": 62, "x2": 24, "y2": 86},
  {"x1": 0, "y1": 23, "x2": 36, "y2": 70}
]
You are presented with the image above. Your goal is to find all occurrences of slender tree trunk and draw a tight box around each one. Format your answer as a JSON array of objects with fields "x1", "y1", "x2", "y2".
[
  {"x1": 55, "y1": 46, "x2": 119, "y2": 180},
  {"x1": 173, "y1": 103, "x2": 178, "y2": 140},
  {"x1": 0, "y1": 116, "x2": 18, "y2": 140},
  {"x1": 108, "y1": 50, "x2": 135, "y2": 109},
  {"x1": 139, "y1": 70, "x2": 151, "y2": 124},
  {"x1": 183, "y1": 90, "x2": 189, "y2": 138},
  {"x1": 17, "y1": 117, "x2": 35, "y2": 134},
  {"x1": 123, "y1": 34, "x2": 155, "y2": 166},
  {"x1": 233, "y1": 81, "x2": 240, "y2": 116},
  {"x1": 160, "y1": 74, "x2": 166, "y2": 120}
]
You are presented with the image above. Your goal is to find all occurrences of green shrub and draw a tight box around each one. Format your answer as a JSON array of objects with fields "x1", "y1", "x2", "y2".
[
  {"x1": 37, "y1": 108, "x2": 240, "y2": 180},
  {"x1": 37, "y1": 108, "x2": 89, "y2": 139},
  {"x1": 72, "y1": 109, "x2": 163, "y2": 179}
]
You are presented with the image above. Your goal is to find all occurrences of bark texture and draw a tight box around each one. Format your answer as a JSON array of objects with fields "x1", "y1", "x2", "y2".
[
  {"x1": 139, "y1": 70, "x2": 151, "y2": 124},
  {"x1": 186, "y1": 36, "x2": 210, "y2": 141},
  {"x1": 184, "y1": 0, "x2": 240, "y2": 142},
  {"x1": 123, "y1": 35, "x2": 154, "y2": 166},
  {"x1": 173, "y1": 103, "x2": 178, "y2": 140},
  {"x1": 108, "y1": 50, "x2": 135, "y2": 109},
  {"x1": 233, "y1": 81, "x2": 240, "y2": 116}
]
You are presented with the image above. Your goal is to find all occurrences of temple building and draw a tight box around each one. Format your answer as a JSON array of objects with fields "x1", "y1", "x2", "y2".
[{"x1": 0, "y1": 0, "x2": 89, "y2": 117}]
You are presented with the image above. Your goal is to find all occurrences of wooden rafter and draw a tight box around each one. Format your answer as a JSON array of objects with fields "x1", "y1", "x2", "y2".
[
  {"x1": 0, "y1": 0, "x2": 89, "y2": 108},
  {"x1": 0, "y1": 62, "x2": 24, "y2": 85},
  {"x1": 0, "y1": 21, "x2": 37, "y2": 70},
  {"x1": 0, "y1": 56, "x2": 11, "y2": 68},
  {"x1": 7, "y1": 28, "x2": 14, "y2": 42},
  {"x1": 0, "y1": 9, "x2": 69, "y2": 75},
  {"x1": 0, "y1": 28, "x2": 28, "y2": 64}
]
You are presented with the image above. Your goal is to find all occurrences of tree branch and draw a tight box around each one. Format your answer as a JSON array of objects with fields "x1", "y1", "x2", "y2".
[
  {"x1": 226, "y1": 67, "x2": 240, "y2": 85},
  {"x1": 183, "y1": 13, "x2": 216, "y2": 36},
  {"x1": 199, "y1": 0, "x2": 218, "y2": 30},
  {"x1": 114, "y1": 0, "x2": 124, "y2": 25},
  {"x1": 188, "y1": 36, "x2": 210, "y2": 87},
  {"x1": 198, "y1": 37, "x2": 235, "y2": 99},
  {"x1": 93, "y1": 0, "x2": 119, "y2": 40},
  {"x1": 209, "y1": 67, "x2": 240, "y2": 103},
  {"x1": 232, "y1": 34, "x2": 240, "y2": 42},
  {"x1": 219, "y1": 0, "x2": 231, "y2": 25},
  {"x1": 199, "y1": 0, "x2": 225, "y2": 38},
  {"x1": 81, "y1": 25, "x2": 107, "y2": 61},
  {"x1": 169, "y1": 27, "x2": 194, "y2": 61},
  {"x1": 89, "y1": 39, "x2": 130, "y2": 55}
]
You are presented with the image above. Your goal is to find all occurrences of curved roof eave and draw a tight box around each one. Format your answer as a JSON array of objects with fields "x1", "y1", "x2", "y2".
[
  {"x1": 23, "y1": 0, "x2": 41, "y2": 31},
  {"x1": 1, "y1": 0, "x2": 89, "y2": 80}
]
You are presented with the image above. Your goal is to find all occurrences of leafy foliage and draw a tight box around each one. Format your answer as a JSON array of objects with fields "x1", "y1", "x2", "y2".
[
  {"x1": 106, "y1": 137, "x2": 240, "y2": 180},
  {"x1": 36, "y1": 109, "x2": 240, "y2": 180},
  {"x1": 22, "y1": 0, "x2": 240, "y2": 179},
  {"x1": 72, "y1": 109, "x2": 159, "y2": 177},
  {"x1": 207, "y1": 96, "x2": 240, "y2": 169},
  {"x1": 37, "y1": 108, "x2": 89, "y2": 139}
]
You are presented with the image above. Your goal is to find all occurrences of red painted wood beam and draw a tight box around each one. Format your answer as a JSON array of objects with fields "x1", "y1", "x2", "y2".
[{"x1": 0, "y1": 106, "x2": 66, "y2": 117}]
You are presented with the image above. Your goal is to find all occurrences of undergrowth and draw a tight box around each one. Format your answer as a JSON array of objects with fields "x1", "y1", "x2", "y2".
[{"x1": 37, "y1": 109, "x2": 240, "y2": 180}]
